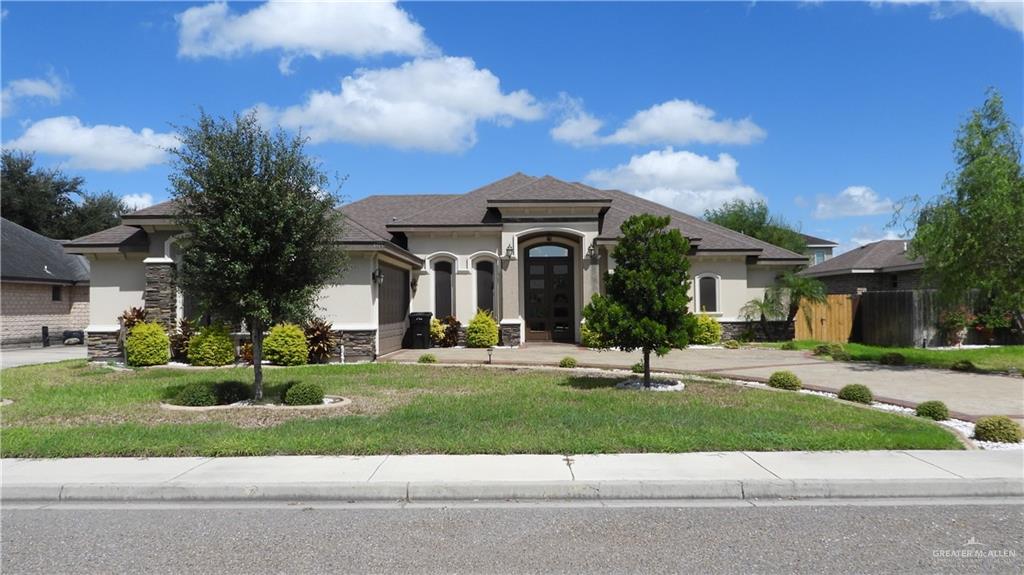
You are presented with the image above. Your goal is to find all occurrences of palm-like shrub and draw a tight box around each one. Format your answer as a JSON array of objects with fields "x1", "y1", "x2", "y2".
[
  {"x1": 466, "y1": 310, "x2": 499, "y2": 348},
  {"x1": 283, "y1": 381, "x2": 325, "y2": 406},
  {"x1": 690, "y1": 314, "x2": 723, "y2": 345},
  {"x1": 264, "y1": 323, "x2": 308, "y2": 366},
  {"x1": 767, "y1": 370, "x2": 801, "y2": 390},
  {"x1": 973, "y1": 416, "x2": 1022, "y2": 443},
  {"x1": 188, "y1": 324, "x2": 235, "y2": 366},
  {"x1": 125, "y1": 321, "x2": 170, "y2": 367},
  {"x1": 838, "y1": 384, "x2": 873, "y2": 404},
  {"x1": 304, "y1": 318, "x2": 335, "y2": 364}
]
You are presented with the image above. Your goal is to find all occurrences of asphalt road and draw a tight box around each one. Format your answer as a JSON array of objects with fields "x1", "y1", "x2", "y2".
[{"x1": 2, "y1": 499, "x2": 1022, "y2": 574}]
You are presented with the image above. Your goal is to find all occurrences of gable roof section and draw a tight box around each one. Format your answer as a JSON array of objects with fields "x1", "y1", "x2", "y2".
[
  {"x1": 800, "y1": 239, "x2": 922, "y2": 277},
  {"x1": 1, "y1": 218, "x2": 91, "y2": 284},
  {"x1": 389, "y1": 172, "x2": 539, "y2": 227},
  {"x1": 801, "y1": 233, "x2": 838, "y2": 247}
]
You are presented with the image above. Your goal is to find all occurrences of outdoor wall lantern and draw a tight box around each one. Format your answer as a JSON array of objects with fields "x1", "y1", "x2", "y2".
[
  {"x1": 586, "y1": 243, "x2": 599, "y2": 264},
  {"x1": 501, "y1": 242, "x2": 515, "y2": 262},
  {"x1": 371, "y1": 268, "x2": 385, "y2": 285}
]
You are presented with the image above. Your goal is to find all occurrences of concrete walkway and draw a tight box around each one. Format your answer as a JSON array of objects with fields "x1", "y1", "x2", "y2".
[
  {"x1": 3, "y1": 451, "x2": 1022, "y2": 502},
  {"x1": 384, "y1": 345, "x2": 1024, "y2": 422},
  {"x1": 0, "y1": 345, "x2": 86, "y2": 369}
]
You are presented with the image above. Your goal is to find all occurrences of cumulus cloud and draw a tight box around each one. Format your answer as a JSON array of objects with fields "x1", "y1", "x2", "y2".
[
  {"x1": 255, "y1": 57, "x2": 542, "y2": 152},
  {"x1": 121, "y1": 193, "x2": 155, "y2": 210},
  {"x1": 552, "y1": 99, "x2": 766, "y2": 147},
  {"x1": 874, "y1": 0, "x2": 1022, "y2": 35},
  {"x1": 1, "y1": 72, "x2": 68, "y2": 117},
  {"x1": 585, "y1": 147, "x2": 762, "y2": 216},
  {"x1": 177, "y1": 0, "x2": 433, "y2": 73},
  {"x1": 4, "y1": 116, "x2": 178, "y2": 171},
  {"x1": 813, "y1": 186, "x2": 894, "y2": 219}
]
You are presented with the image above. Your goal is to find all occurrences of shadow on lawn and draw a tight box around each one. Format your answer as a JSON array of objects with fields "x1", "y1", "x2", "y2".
[
  {"x1": 162, "y1": 379, "x2": 303, "y2": 403},
  {"x1": 558, "y1": 376, "x2": 621, "y2": 390}
]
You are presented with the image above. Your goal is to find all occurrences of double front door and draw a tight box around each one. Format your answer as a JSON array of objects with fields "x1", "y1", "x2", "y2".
[{"x1": 524, "y1": 244, "x2": 574, "y2": 342}]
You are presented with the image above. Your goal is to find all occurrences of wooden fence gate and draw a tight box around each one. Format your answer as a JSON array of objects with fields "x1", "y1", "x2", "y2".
[{"x1": 795, "y1": 294, "x2": 855, "y2": 343}]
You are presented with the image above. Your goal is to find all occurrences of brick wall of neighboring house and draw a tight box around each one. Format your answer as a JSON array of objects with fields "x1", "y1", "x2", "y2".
[
  {"x1": 1, "y1": 282, "x2": 89, "y2": 345},
  {"x1": 818, "y1": 270, "x2": 927, "y2": 295}
]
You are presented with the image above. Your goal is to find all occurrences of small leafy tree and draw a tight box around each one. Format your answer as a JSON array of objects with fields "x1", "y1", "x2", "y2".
[
  {"x1": 170, "y1": 111, "x2": 346, "y2": 399},
  {"x1": 583, "y1": 214, "x2": 693, "y2": 386}
]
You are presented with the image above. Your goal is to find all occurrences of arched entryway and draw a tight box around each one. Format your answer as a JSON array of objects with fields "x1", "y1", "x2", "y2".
[{"x1": 522, "y1": 241, "x2": 576, "y2": 342}]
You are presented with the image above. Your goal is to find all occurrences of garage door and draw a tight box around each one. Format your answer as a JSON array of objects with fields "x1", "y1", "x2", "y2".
[{"x1": 377, "y1": 262, "x2": 410, "y2": 356}]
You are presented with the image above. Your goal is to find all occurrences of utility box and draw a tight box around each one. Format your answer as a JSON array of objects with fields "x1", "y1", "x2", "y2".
[{"x1": 408, "y1": 312, "x2": 433, "y2": 349}]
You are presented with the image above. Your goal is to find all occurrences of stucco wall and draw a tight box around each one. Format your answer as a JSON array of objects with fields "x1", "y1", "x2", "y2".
[
  {"x1": 88, "y1": 256, "x2": 146, "y2": 328},
  {"x1": 317, "y1": 254, "x2": 374, "y2": 327},
  {"x1": 407, "y1": 233, "x2": 502, "y2": 321},
  {"x1": 1, "y1": 282, "x2": 89, "y2": 345}
]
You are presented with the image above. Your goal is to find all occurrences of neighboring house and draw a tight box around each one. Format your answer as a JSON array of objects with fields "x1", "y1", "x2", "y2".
[
  {"x1": 801, "y1": 233, "x2": 838, "y2": 266},
  {"x1": 1, "y1": 218, "x2": 90, "y2": 346},
  {"x1": 799, "y1": 239, "x2": 924, "y2": 294},
  {"x1": 65, "y1": 173, "x2": 807, "y2": 361}
]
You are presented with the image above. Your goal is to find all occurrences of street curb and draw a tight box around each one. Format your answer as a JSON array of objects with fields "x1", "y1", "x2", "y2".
[{"x1": 3, "y1": 478, "x2": 1021, "y2": 503}]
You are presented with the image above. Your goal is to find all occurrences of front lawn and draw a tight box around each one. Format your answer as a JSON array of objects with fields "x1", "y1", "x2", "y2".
[
  {"x1": 765, "y1": 340, "x2": 1024, "y2": 373},
  {"x1": 0, "y1": 361, "x2": 962, "y2": 457}
]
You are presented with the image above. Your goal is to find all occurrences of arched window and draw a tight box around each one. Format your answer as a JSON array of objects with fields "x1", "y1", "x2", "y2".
[
  {"x1": 433, "y1": 260, "x2": 453, "y2": 318},
  {"x1": 697, "y1": 275, "x2": 719, "y2": 313},
  {"x1": 475, "y1": 260, "x2": 495, "y2": 313}
]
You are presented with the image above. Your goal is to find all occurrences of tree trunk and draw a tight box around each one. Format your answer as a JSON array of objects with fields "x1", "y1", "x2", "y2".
[
  {"x1": 759, "y1": 313, "x2": 771, "y2": 340},
  {"x1": 643, "y1": 350, "x2": 651, "y2": 388},
  {"x1": 251, "y1": 317, "x2": 264, "y2": 400}
]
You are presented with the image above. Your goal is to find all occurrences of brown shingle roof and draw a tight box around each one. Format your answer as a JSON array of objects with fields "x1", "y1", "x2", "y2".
[
  {"x1": 800, "y1": 239, "x2": 922, "y2": 277},
  {"x1": 63, "y1": 225, "x2": 149, "y2": 251},
  {"x1": 121, "y1": 200, "x2": 178, "y2": 218},
  {"x1": 2, "y1": 218, "x2": 91, "y2": 283},
  {"x1": 801, "y1": 233, "x2": 838, "y2": 246},
  {"x1": 341, "y1": 194, "x2": 458, "y2": 239}
]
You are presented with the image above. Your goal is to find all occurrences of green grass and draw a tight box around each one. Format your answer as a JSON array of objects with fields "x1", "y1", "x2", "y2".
[
  {"x1": 0, "y1": 360, "x2": 962, "y2": 457},
  {"x1": 763, "y1": 340, "x2": 1024, "y2": 373}
]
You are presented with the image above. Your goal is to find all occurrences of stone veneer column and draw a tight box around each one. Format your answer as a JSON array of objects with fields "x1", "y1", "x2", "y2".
[{"x1": 144, "y1": 259, "x2": 177, "y2": 331}]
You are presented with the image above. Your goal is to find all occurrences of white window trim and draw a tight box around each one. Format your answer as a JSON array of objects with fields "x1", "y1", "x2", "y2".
[{"x1": 694, "y1": 273, "x2": 721, "y2": 314}]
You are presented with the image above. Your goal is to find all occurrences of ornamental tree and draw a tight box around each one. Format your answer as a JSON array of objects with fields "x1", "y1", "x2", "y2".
[
  {"x1": 169, "y1": 111, "x2": 346, "y2": 399},
  {"x1": 704, "y1": 199, "x2": 806, "y2": 256},
  {"x1": 583, "y1": 214, "x2": 694, "y2": 386}
]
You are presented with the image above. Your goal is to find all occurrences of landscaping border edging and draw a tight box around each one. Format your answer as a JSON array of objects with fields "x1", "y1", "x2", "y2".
[{"x1": 159, "y1": 396, "x2": 351, "y2": 411}]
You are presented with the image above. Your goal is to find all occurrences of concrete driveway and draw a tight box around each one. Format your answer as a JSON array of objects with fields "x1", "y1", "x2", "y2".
[
  {"x1": 0, "y1": 345, "x2": 87, "y2": 369},
  {"x1": 383, "y1": 344, "x2": 1024, "y2": 423}
]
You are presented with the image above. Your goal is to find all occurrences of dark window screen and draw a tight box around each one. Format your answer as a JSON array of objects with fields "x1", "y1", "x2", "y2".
[
  {"x1": 476, "y1": 260, "x2": 494, "y2": 313},
  {"x1": 699, "y1": 276, "x2": 717, "y2": 312},
  {"x1": 434, "y1": 261, "x2": 453, "y2": 318}
]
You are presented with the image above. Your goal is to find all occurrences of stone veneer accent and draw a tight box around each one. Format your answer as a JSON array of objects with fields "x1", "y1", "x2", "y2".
[
  {"x1": 719, "y1": 320, "x2": 793, "y2": 343},
  {"x1": 87, "y1": 331, "x2": 121, "y2": 361},
  {"x1": 499, "y1": 322, "x2": 521, "y2": 347},
  {"x1": 144, "y1": 262, "x2": 177, "y2": 331},
  {"x1": 333, "y1": 330, "x2": 377, "y2": 362}
]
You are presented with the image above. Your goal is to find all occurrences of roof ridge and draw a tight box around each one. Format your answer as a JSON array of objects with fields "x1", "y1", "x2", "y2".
[{"x1": 392, "y1": 172, "x2": 537, "y2": 225}]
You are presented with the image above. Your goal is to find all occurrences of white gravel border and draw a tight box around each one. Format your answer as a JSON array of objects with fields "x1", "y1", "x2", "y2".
[{"x1": 614, "y1": 379, "x2": 685, "y2": 392}]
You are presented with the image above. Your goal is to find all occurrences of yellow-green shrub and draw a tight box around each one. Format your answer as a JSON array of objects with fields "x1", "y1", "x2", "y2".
[
  {"x1": 466, "y1": 310, "x2": 499, "y2": 348},
  {"x1": 124, "y1": 321, "x2": 170, "y2": 366},
  {"x1": 188, "y1": 324, "x2": 235, "y2": 366},
  {"x1": 690, "y1": 314, "x2": 723, "y2": 345},
  {"x1": 263, "y1": 323, "x2": 308, "y2": 366},
  {"x1": 581, "y1": 323, "x2": 607, "y2": 349},
  {"x1": 429, "y1": 318, "x2": 445, "y2": 346}
]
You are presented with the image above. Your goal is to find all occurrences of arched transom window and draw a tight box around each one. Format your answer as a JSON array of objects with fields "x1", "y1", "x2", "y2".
[{"x1": 697, "y1": 275, "x2": 719, "y2": 313}]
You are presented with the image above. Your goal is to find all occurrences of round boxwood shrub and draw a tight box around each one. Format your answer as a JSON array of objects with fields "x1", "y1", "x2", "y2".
[
  {"x1": 214, "y1": 380, "x2": 251, "y2": 404},
  {"x1": 812, "y1": 344, "x2": 832, "y2": 356},
  {"x1": 263, "y1": 323, "x2": 308, "y2": 366},
  {"x1": 723, "y1": 339, "x2": 740, "y2": 349},
  {"x1": 174, "y1": 381, "x2": 216, "y2": 407},
  {"x1": 188, "y1": 324, "x2": 235, "y2": 366},
  {"x1": 283, "y1": 381, "x2": 325, "y2": 406},
  {"x1": 767, "y1": 370, "x2": 801, "y2": 391},
  {"x1": 973, "y1": 416, "x2": 1023, "y2": 443},
  {"x1": 838, "y1": 384, "x2": 873, "y2": 404},
  {"x1": 915, "y1": 400, "x2": 949, "y2": 421},
  {"x1": 830, "y1": 350, "x2": 852, "y2": 361},
  {"x1": 418, "y1": 353, "x2": 437, "y2": 364},
  {"x1": 950, "y1": 360, "x2": 976, "y2": 372},
  {"x1": 559, "y1": 357, "x2": 578, "y2": 368},
  {"x1": 780, "y1": 341, "x2": 797, "y2": 351},
  {"x1": 124, "y1": 321, "x2": 170, "y2": 367},
  {"x1": 466, "y1": 310, "x2": 499, "y2": 348},
  {"x1": 631, "y1": 362, "x2": 645, "y2": 374},
  {"x1": 690, "y1": 314, "x2": 723, "y2": 345},
  {"x1": 880, "y1": 352, "x2": 907, "y2": 366}
]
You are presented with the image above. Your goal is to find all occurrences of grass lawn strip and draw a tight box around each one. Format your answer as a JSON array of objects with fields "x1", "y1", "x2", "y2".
[
  {"x1": 0, "y1": 360, "x2": 962, "y2": 458},
  {"x1": 764, "y1": 340, "x2": 1024, "y2": 373}
]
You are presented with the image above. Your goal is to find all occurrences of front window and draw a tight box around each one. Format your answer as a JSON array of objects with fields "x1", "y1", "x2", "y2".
[
  {"x1": 698, "y1": 275, "x2": 718, "y2": 313},
  {"x1": 475, "y1": 260, "x2": 495, "y2": 313},
  {"x1": 433, "y1": 260, "x2": 453, "y2": 318},
  {"x1": 51, "y1": 286, "x2": 62, "y2": 301}
]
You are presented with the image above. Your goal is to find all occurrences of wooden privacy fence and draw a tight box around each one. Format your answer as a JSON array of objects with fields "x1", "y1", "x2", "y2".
[{"x1": 795, "y1": 294, "x2": 855, "y2": 343}]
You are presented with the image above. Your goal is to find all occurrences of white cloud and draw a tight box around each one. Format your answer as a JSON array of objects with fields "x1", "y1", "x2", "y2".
[
  {"x1": 177, "y1": 0, "x2": 433, "y2": 74},
  {"x1": 874, "y1": 0, "x2": 1023, "y2": 35},
  {"x1": 121, "y1": 193, "x2": 155, "y2": 210},
  {"x1": 1, "y1": 72, "x2": 68, "y2": 117},
  {"x1": 4, "y1": 116, "x2": 178, "y2": 171},
  {"x1": 256, "y1": 57, "x2": 543, "y2": 152},
  {"x1": 813, "y1": 186, "x2": 894, "y2": 219},
  {"x1": 585, "y1": 147, "x2": 762, "y2": 216},
  {"x1": 552, "y1": 99, "x2": 766, "y2": 147}
]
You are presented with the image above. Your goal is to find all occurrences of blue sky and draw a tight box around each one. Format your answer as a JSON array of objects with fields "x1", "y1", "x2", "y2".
[{"x1": 2, "y1": 1, "x2": 1021, "y2": 251}]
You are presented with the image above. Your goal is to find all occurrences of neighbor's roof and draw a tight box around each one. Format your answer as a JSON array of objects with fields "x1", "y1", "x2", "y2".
[
  {"x1": 801, "y1": 233, "x2": 838, "y2": 247},
  {"x1": 1, "y1": 218, "x2": 90, "y2": 284},
  {"x1": 800, "y1": 239, "x2": 923, "y2": 277}
]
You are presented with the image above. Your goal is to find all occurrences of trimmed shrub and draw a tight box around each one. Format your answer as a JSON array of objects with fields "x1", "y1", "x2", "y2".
[
  {"x1": 559, "y1": 357, "x2": 578, "y2": 368},
  {"x1": 125, "y1": 322, "x2": 170, "y2": 367},
  {"x1": 951, "y1": 360, "x2": 976, "y2": 372},
  {"x1": 880, "y1": 352, "x2": 906, "y2": 366},
  {"x1": 305, "y1": 318, "x2": 336, "y2": 364},
  {"x1": 723, "y1": 339, "x2": 740, "y2": 349},
  {"x1": 631, "y1": 362, "x2": 645, "y2": 374},
  {"x1": 690, "y1": 314, "x2": 723, "y2": 345},
  {"x1": 838, "y1": 384, "x2": 873, "y2": 404},
  {"x1": 466, "y1": 310, "x2": 499, "y2": 348},
  {"x1": 580, "y1": 323, "x2": 607, "y2": 349},
  {"x1": 188, "y1": 324, "x2": 235, "y2": 366},
  {"x1": 812, "y1": 344, "x2": 832, "y2": 356},
  {"x1": 174, "y1": 381, "x2": 216, "y2": 407},
  {"x1": 418, "y1": 353, "x2": 437, "y2": 364},
  {"x1": 283, "y1": 381, "x2": 325, "y2": 406},
  {"x1": 780, "y1": 341, "x2": 797, "y2": 351},
  {"x1": 214, "y1": 380, "x2": 251, "y2": 404},
  {"x1": 439, "y1": 316, "x2": 461, "y2": 347},
  {"x1": 828, "y1": 343, "x2": 846, "y2": 356},
  {"x1": 830, "y1": 350, "x2": 852, "y2": 361},
  {"x1": 973, "y1": 416, "x2": 1023, "y2": 443},
  {"x1": 767, "y1": 370, "x2": 801, "y2": 391},
  {"x1": 264, "y1": 323, "x2": 308, "y2": 366},
  {"x1": 429, "y1": 318, "x2": 445, "y2": 346},
  {"x1": 915, "y1": 400, "x2": 949, "y2": 421}
]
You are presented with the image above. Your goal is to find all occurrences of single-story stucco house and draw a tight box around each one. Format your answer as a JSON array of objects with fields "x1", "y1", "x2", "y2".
[
  {"x1": 800, "y1": 239, "x2": 925, "y2": 294},
  {"x1": 64, "y1": 173, "x2": 807, "y2": 361},
  {"x1": 1, "y1": 217, "x2": 90, "y2": 346}
]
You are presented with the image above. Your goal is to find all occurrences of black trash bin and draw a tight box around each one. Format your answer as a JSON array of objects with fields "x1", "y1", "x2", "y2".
[{"x1": 408, "y1": 312, "x2": 433, "y2": 349}]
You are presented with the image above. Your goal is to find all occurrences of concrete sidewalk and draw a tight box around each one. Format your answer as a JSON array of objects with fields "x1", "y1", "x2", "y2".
[
  {"x1": 0, "y1": 345, "x2": 86, "y2": 369},
  {"x1": 3, "y1": 451, "x2": 1022, "y2": 502}
]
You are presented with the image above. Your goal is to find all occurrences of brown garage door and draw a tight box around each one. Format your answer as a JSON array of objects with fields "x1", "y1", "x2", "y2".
[{"x1": 377, "y1": 262, "x2": 409, "y2": 356}]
